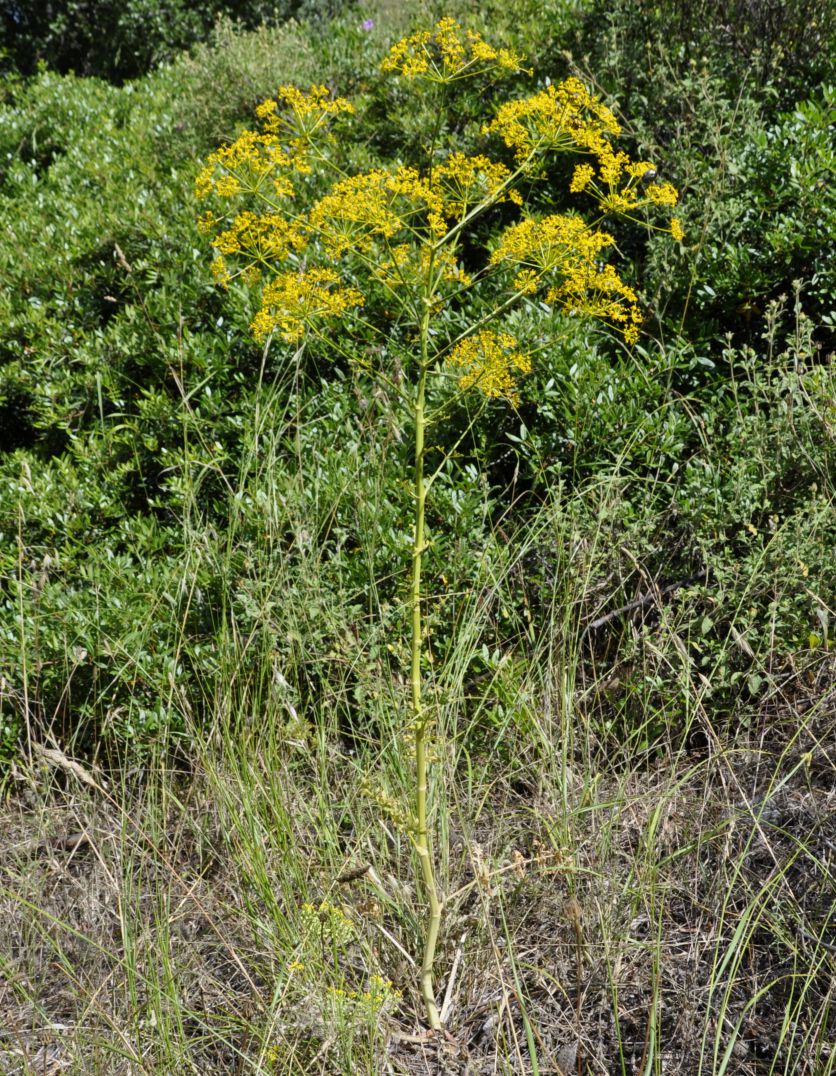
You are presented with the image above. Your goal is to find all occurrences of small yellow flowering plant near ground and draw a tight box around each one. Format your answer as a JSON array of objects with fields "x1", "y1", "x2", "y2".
[{"x1": 196, "y1": 16, "x2": 681, "y2": 1032}]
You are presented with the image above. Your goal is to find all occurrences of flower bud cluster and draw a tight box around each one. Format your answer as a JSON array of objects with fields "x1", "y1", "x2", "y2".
[{"x1": 300, "y1": 900, "x2": 355, "y2": 946}]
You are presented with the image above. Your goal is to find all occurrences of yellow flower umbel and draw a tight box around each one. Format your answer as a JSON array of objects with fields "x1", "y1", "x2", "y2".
[
  {"x1": 255, "y1": 84, "x2": 354, "y2": 173},
  {"x1": 194, "y1": 85, "x2": 352, "y2": 294},
  {"x1": 484, "y1": 77, "x2": 681, "y2": 240},
  {"x1": 484, "y1": 77, "x2": 621, "y2": 161},
  {"x1": 448, "y1": 330, "x2": 532, "y2": 403},
  {"x1": 211, "y1": 211, "x2": 307, "y2": 265},
  {"x1": 490, "y1": 214, "x2": 642, "y2": 343},
  {"x1": 309, "y1": 166, "x2": 448, "y2": 256},
  {"x1": 380, "y1": 17, "x2": 526, "y2": 83},
  {"x1": 375, "y1": 244, "x2": 471, "y2": 295},
  {"x1": 250, "y1": 268, "x2": 364, "y2": 344},
  {"x1": 432, "y1": 152, "x2": 522, "y2": 218},
  {"x1": 570, "y1": 153, "x2": 682, "y2": 235},
  {"x1": 195, "y1": 84, "x2": 353, "y2": 201}
]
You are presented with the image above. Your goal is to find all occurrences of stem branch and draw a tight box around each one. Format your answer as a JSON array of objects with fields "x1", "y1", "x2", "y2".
[{"x1": 411, "y1": 294, "x2": 442, "y2": 1031}]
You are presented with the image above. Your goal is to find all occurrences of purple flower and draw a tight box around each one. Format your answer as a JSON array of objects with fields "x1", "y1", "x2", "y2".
[{"x1": 361, "y1": 18, "x2": 375, "y2": 31}]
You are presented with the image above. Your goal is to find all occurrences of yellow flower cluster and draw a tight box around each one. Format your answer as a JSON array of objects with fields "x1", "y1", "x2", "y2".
[
  {"x1": 257, "y1": 84, "x2": 354, "y2": 128},
  {"x1": 195, "y1": 128, "x2": 288, "y2": 201},
  {"x1": 433, "y1": 152, "x2": 521, "y2": 218},
  {"x1": 325, "y1": 975, "x2": 401, "y2": 1016},
  {"x1": 197, "y1": 34, "x2": 683, "y2": 360},
  {"x1": 569, "y1": 163, "x2": 595, "y2": 193},
  {"x1": 591, "y1": 152, "x2": 679, "y2": 215},
  {"x1": 195, "y1": 85, "x2": 352, "y2": 202},
  {"x1": 448, "y1": 330, "x2": 532, "y2": 403},
  {"x1": 570, "y1": 154, "x2": 682, "y2": 237},
  {"x1": 211, "y1": 211, "x2": 307, "y2": 263},
  {"x1": 548, "y1": 263, "x2": 642, "y2": 344},
  {"x1": 486, "y1": 79, "x2": 681, "y2": 241},
  {"x1": 367, "y1": 974, "x2": 401, "y2": 1001},
  {"x1": 490, "y1": 214, "x2": 641, "y2": 342},
  {"x1": 250, "y1": 268, "x2": 364, "y2": 343},
  {"x1": 308, "y1": 153, "x2": 523, "y2": 258},
  {"x1": 211, "y1": 254, "x2": 232, "y2": 287},
  {"x1": 380, "y1": 17, "x2": 526, "y2": 83},
  {"x1": 256, "y1": 84, "x2": 354, "y2": 172},
  {"x1": 484, "y1": 77, "x2": 621, "y2": 161},
  {"x1": 309, "y1": 167, "x2": 447, "y2": 255},
  {"x1": 491, "y1": 213, "x2": 613, "y2": 276}
]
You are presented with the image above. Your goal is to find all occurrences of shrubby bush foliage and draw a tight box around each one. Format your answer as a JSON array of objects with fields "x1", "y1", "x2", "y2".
[{"x1": 563, "y1": 0, "x2": 836, "y2": 346}]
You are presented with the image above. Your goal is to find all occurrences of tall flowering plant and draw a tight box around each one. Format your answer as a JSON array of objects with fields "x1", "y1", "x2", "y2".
[{"x1": 197, "y1": 18, "x2": 681, "y2": 1030}]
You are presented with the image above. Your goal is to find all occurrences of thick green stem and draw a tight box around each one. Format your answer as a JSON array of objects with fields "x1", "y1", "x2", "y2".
[{"x1": 412, "y1": 298, "x2": 442, "y2": 1031}]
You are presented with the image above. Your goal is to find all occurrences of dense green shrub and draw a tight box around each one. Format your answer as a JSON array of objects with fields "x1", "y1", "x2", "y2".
[
  {"x1": 0, "y1": 14, "x2": 372, "y2": 746},
  {"x1": 559, "y1": 0, "x2": 836, "y2": 349},
  {"x1": 573, "y1": 0, "x2": 836, "y2": 105}
]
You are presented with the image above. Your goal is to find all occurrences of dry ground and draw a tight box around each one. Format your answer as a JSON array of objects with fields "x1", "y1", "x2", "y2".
[{"x1": 2, "y1": 659, "x2": 834, "y2": 1075}]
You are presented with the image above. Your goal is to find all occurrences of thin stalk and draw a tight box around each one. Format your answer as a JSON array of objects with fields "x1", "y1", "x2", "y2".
[{"x1": 412, "y1": 293, "x2": 442, "y2": 1031}]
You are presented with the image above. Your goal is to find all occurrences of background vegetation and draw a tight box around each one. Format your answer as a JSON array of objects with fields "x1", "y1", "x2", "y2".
[
  {"x1": 0, "y1": 0, "x2": 342, "y2": 81},
  {"x1": 1, "y1": 0, "x2": 834, "y2": 1072}
]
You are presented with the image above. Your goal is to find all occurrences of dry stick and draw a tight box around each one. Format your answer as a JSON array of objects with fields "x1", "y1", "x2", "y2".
[
  {"x1": 440, "y1": 932, "x2": 467, "y2": 1025},
  {"x1": 563, "y1": 898, "x2": 585, "y2": 1076},
  {"x1": 31, "y1": 740, "x2": 104, "y2": 792},
  {"x1": 32, "y1": 830, "x2": 92, "y2": 856},
  {"x1": 583, "y1": 568, "x2": 708, "y2": 634}
]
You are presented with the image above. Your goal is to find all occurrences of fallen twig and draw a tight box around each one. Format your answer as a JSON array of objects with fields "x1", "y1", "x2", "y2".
[{"x1": 584, "y1": 568, "x2": 708, "y2": 634}]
